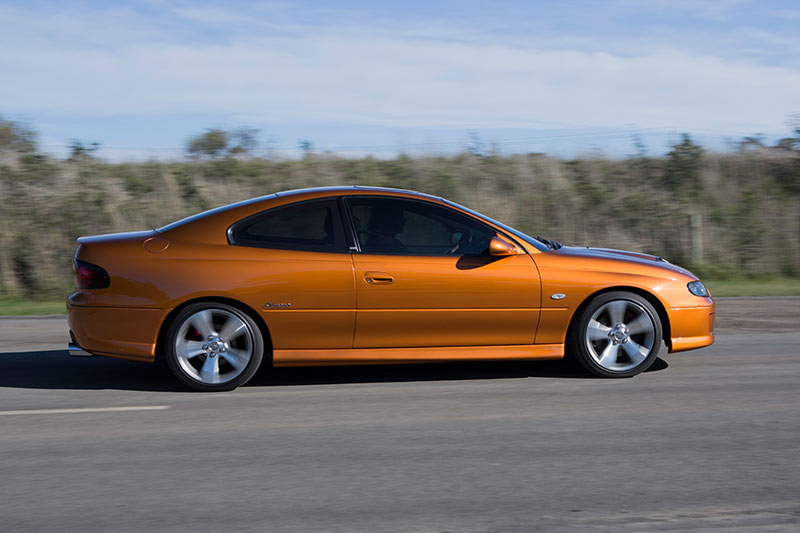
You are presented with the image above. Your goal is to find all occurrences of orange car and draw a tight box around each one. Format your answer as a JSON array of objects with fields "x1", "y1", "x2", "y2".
[{"x1": 67, "y1": 186, "x2": 714, "y2": 391}]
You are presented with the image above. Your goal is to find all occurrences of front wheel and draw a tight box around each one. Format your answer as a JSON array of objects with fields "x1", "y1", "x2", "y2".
[
  {"x1": 571, "y1": 291, "x2": 662, "y2": 378},
  {"x1": 165, "y1": 302, "x2": 264, "y2": 391}
]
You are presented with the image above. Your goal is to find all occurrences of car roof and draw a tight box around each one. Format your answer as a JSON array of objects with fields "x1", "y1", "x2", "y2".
[
  {"x1": 156, "y1": 186, "x2": 444, "y2": 235},
  {"x1": 275, "y1": 185, "x2": 441, "y2": 201}
]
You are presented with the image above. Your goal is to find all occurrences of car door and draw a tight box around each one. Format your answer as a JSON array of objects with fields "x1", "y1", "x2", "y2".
[
  {"x1": 346, "y1": 195, "x2": 541, "y2": 348},
  {"x1": 228, "y1": 198, "x2": 355, "y2": 350}
]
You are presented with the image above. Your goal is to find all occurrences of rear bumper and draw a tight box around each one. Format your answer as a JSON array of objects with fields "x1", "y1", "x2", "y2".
[
  {"x1": 68, "y1": 342, "x2": 93, "y2": 357},
  {"x1": 667, "y1": 303, "x2": 715, "y2": 353},
  {"x1": 67, "y1": 303, "x2": 167, "y2": 362},
  {"x1": 68, "y1": 329, "x2": 94, "y2": 357}
]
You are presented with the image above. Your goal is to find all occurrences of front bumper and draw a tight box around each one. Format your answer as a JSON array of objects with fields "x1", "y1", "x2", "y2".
[{"x1": 667, "y1": 303, "x2": 715, "y2": 353}]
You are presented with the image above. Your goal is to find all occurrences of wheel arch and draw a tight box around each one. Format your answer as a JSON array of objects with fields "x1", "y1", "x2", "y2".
[
  {"x1": 565, "y1": 286, "x2": 672, "y2": 352},
  {"x1": 155, "y1": 296, "x2": 273, "y2": 364}
]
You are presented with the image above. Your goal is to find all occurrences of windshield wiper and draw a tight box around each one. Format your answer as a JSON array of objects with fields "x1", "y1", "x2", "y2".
[{"x1": 534, "y1": 236, "x2": 563, "y2": 250}]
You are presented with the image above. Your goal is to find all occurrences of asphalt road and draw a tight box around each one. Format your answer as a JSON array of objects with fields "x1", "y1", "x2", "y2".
[{"x1": 1, "y1": 304, "x2": 799, "y2": 531}]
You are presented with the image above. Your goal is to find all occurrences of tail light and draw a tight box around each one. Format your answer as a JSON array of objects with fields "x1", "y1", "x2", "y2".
[{"x1": 74, "y1": 259, "x2": 110, "y2": 289}]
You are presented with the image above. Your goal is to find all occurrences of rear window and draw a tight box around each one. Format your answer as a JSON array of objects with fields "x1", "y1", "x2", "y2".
[{"x1": 229, "y1": 199, "x2": 346, "y2": 253}]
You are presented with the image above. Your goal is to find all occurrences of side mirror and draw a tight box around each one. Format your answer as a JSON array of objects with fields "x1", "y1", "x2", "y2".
[{"x1": 488, "y1": 236, "x2": 520, "y2": 256}]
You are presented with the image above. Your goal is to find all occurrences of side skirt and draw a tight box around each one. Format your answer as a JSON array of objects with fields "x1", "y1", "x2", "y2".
[{"x1": 273, "y1": 344, "x2": 564, "y2": 367}]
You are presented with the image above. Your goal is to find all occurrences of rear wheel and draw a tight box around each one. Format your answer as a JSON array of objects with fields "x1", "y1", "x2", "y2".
[
  {"x1": 571, "y1": 291, "x2": 662, "y2": 378},
  {"x1": 165, "y1": 302, "x2": 264, "y2": 391}
]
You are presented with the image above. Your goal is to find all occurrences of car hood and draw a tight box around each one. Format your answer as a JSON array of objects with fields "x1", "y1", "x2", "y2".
[{"x1": 551, "y1": 245, "x2": 695, "y2": 277}]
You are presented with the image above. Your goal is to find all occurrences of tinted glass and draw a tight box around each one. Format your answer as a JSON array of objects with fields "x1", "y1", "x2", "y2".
[
  {"x1": 348, "y1": 197, "x2": 495, "y2": 255},
  {"x1": 231, "y1": 199, "x2": 345, "y2": 252},
  {"x1": 441, "y1": 198, "x2": 549, "y2": 252}
]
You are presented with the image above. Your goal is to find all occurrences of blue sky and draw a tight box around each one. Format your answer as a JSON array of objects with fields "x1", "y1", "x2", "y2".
[{"x1": 1, "y1": 0, "x2": 799, "y2": 160}]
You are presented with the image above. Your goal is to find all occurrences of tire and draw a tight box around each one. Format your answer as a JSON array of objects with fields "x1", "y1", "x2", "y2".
[
  {"x1": 570, "y1": 291, "x2": 662, "y2": 378},
  {"x1": 165, "y1": 302, "x2": 264, "y2": 391}
]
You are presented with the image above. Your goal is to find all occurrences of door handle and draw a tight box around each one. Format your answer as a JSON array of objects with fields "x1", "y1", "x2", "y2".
[{"x1": 364, "y1": 271, "x2": 394, "y2": 285}]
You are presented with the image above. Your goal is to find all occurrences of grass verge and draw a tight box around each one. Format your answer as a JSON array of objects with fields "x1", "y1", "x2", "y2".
[
  {"x1": 0, "y1": 297, "x2": 66, "y2": 316},
  {"x1": 704, "y1": 278, "x2": 800, "y2": 297}
]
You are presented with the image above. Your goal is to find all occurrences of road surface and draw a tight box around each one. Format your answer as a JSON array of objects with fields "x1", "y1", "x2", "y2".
[{"x1": 0, "y1": 299, "x2": 798, "y2": 531}]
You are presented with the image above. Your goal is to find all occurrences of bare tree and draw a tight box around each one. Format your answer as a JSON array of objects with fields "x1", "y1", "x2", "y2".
[
  {"x1": 68, "y1": 139, "x2": 101, "y2": 161},
  {"x1": 229, "y1": 128, "x2": 260, "y2": 157}
]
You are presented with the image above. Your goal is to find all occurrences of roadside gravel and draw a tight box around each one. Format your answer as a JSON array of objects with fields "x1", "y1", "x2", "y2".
[{"x1": 713, "y1": 296, "x2": 800, "y2": 333}]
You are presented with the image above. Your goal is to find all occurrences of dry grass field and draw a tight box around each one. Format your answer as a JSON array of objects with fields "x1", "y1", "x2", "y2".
[{"x1": 1, "y1": 132, "x2": 799, "y2": 302}]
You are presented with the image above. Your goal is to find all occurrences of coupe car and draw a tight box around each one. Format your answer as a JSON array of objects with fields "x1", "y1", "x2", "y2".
[{"x1": 67, "y1": 186, "x2": 714, "y2": 391}]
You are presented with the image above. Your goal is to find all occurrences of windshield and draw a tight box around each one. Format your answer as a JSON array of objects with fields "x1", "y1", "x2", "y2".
[{"x1": 441, "y1": 199, "x2": 550, "y2": 252}]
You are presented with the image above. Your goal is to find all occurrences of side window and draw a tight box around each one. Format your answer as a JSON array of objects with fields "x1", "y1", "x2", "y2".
[
  {"x1": 348, "y1": 197, "x2": 495, "y2": 256},
  {"x1": 230, "y1": 199, "x2": 346, "y2": 253}
]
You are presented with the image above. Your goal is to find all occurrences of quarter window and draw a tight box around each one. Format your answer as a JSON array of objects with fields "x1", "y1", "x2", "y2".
[
  {"x1": 230, "y1": 199, "x2": 346, "y2": 253},
  {"x1": 348, "y1": 197, "x2": 495, "y2": 255}
]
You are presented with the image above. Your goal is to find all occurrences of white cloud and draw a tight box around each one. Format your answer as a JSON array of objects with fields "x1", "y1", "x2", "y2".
[{"x1": 1, "y1": 3, "x2": 798, "y2": 136}]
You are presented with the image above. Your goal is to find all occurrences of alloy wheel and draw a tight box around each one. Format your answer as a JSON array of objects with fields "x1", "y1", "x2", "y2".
[
  {"x1": 584, "y1": 299, "x2": 656, "y2": 372},
  {"x1": 174, "y1": 308, "x2": 255, "y2": 385}
]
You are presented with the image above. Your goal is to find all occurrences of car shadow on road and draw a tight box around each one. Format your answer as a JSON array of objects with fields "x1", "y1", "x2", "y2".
[
  {"x1": 0, "y1": 350, "x2": 182, "y2": 392},
  {"x1": 0, "y1": 349, "x2": 668, "y2": 392},
  {"x1": 252, "y1": 356, "x2": 668, "y2": 387}
]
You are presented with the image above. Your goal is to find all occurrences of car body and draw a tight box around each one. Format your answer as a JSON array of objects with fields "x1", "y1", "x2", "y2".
[{"x1": 67, "y1": 186, "x2": 714, "y2": 390}]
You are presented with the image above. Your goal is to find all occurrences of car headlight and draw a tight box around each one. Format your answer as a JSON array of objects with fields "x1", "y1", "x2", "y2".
[{"x1": 687, "y1": 281, "x2": 708, "y2": 297}]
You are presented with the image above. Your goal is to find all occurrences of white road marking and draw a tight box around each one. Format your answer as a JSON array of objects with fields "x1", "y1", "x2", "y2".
[{"x1": 0, "y1": 405, "x2": 171, "y2": 416}]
